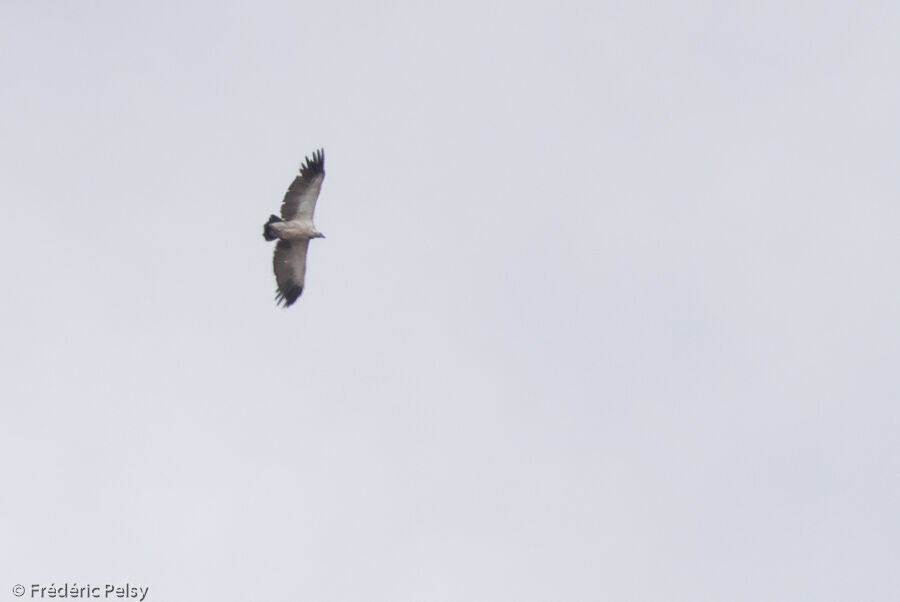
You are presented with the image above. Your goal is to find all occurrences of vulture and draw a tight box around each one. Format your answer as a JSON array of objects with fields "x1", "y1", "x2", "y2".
[{"x1": 262, "y1": 149, "x2": 326, "y2": 307}]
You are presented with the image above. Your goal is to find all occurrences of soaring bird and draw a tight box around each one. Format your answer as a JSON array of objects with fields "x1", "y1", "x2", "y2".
[{"x1": 263, "y1": 149, "x2": 326, "y2": 307}]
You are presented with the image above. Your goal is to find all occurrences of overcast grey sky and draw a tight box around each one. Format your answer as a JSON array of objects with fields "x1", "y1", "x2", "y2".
[{"x1": 2, "y1": 1, "x2": 899, "y2": 600}]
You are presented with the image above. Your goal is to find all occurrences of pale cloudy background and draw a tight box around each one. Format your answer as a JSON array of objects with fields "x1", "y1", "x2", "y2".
[{"x1": 2, "y1": 1, "x2": 899, "y2": 600}]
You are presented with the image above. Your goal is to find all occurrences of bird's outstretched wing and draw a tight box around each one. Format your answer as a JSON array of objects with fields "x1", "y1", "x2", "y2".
[
  {"x1": 273, "y1": 240, "x2": 310, "y2": 307},
  {"x1": 280, "y1": 149, "x2": 325, "y2": 221}
]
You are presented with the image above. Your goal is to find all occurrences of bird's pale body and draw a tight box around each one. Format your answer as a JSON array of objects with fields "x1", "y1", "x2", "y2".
[{"x1": 269, "y1": 220, "x2": 323, "y2": 241}]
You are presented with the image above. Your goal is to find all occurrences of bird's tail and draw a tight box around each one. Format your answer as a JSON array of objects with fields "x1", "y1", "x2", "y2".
[{"x1": 263, "y1": 214, "x2": 281, "y2": 241}]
